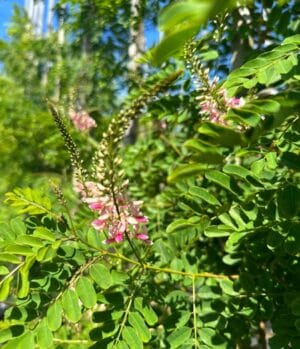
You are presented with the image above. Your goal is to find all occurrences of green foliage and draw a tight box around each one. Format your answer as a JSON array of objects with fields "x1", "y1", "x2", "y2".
[
  {"x1": 1, "y1": 1, "x2": 300, "y2": 348},
  {"x1": 147, "y1": 0, "x2": 241, "y2": 65}
]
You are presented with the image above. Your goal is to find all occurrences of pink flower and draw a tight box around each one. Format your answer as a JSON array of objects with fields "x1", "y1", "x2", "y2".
[
  {"x1": 69, "y1": 109, "x2": 97, "y2": 132},
  {"x1": 89, "y1": 202, "x2": 105, "y2": 211},
  {"x1": 92, "y1": 219, "x2": 106, "y2": 230},
  {"x1": 78, "y1": 181, "x2": 151, "y2": 245},
  {"x1": 198, "y1": 89, "x2": 245, "y2": 125}
]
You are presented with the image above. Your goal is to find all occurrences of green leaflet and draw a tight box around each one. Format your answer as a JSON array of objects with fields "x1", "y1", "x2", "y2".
[
  {"x1": 0, "y1": 253, "x2": 20, "y2": 264},
  {"x1": 224, "y1": 36, "x2": 300, "y2": 95},
  {"x1": 16, "y1": 235, "x2": 44, "y2": 248},
  {"x1": 167, "y1": 217, "x2": 204, "y2": 234},
  {"x1": 219, "y1": 279, "x2": 239, "y2": 296},
  {"x1": 197, "y1": 122, "x2": 246, "y2": 147},
  {"x1": 115, "y1": 341, "x2": 130, "y2": 349},
  {"x1": 75, "y1": 276, "x2": 97, "y2": 308},
  {"x1": 277, "y1": 185, "x2": 300, "y2": 219},
  {"x1": 18, "y1": 256, "x2": 36, "y2": 298},
  {"x1": 184, "y1": 139, "x2": 223, "y2": 164},
  {"x1": 2, "y1": 331, "x2": 34, "y2": 349},
  {"x1": 167, "y1": 163, "x2": 207, "y2": 183},
  {"x1": 204, "y1": 225, "x2": 233, "y2": 238},
  {"x1": 205, "y1": 170, "x2": 237, "y2": 195},
  {"x1": 0, "y1": 266, "x2": 9, "y2": 275},
  {"x1": 0, "y1": 276, "x2": 14, "y2": 301},
  {"x1": 134, "y1": 297, "x2": 158, "y2": 326},
  {"x1": 122, "y1": 326, "x2": 143, "y2": 349},
  {"x1": 32, "y1": 227, "x2": 56, "y2": 242},
  {"x1": 5, "y1": 187, "x2": 52, "y2": 216},
  {"x1": 89, "y1": 263, "x2": 112, "y2": 289},
  {"x1": 47, "y1": 302, "x2": 63, "y2": 331},
  {"x1": 111, "y1": 270, "x2": 129, "y2": 285},
  {"x1": 189, "y1": 186, "x2": 221, "y2": 206},
  {"x1": 167, "y1": 327, "x2": 192, "y2": 348},
  {"x1": 148, "y1": 0, "x2": 236, "y2": 66},
  {"x1": 0, "y1": 326, "x2": 24, "y2": 344},
  {"x1": 128, "y1": 312, "x2": 151, "y2": 342},
  {"x1": 5, "y1": 244, "x2": 33, "y2": 256},
  {"x1": 198, "y1": 327, "x2": 227, "y2": 348},
  {"x1": 61, "y1": 289, "x2": 82, "y2": 323},
  {"x1": 9, "y1": 217, "x2": 27, "y2": 237},
  {"x1": 36, "y1": 319, "x2": 53, "y2": 349}
]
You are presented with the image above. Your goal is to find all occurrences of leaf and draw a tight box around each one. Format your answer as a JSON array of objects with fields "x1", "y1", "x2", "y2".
[
  {"x1": 199, "y1": 328, "x2": 215, "y2": 345},
  {"x1": 116, "y1": 341, "x2": 130, "y2": 349},
  {"x1": 224, "y1": 37, "x2": 299, "y2": 94},
  {"x1": 265, "y1": 152, "x2": 277, "y2": 169},
  {"x1": 2, "y1": 331, "x2": 34, "y2": 349},
  {"x1": 149, "y1": 1, "x2": 211, "y2": 66},
  {"x1": 36, "y1": 319, "x2": 53, "y2": 349},
  {"x1": 128, "y1": 312, "x2": 151, "y2": 342},
  {"x1": 47, "y1": 302, "x2": 63, "y2": 331},
  {"x1": 89, "y1": 263, "x2": 112, "y2": 289},
  {"x1": 61, "y1": 289, "x2": 81, "y2": 323},
  {"x1": 219, "y1": 279, "x2": 239, "y2": 296},
  {"x1": 205, "y1": 170, "x2": 237, "y2": 195},
  {"x1": 33, "y1": 227, "x2": 56, "y2": 242},
  {"x1": 16, "y1": 235, "x2": 44, "y2": 248},
  {"x1": 0, "y1": 253, "x2": 20, "y2": 264},
  {"x1": 167, "y1": 219, "x2": 198, "y2": 233},
  {"x1": 167, "y1": 164, "x2": 206, "y2": 183},
  {"x1": 223, "y1": 164, "x2": 252, "y2": 179},
  {"x1": 111, "y1": 270, "x2": 129, "y2": 285},
  {"x1": 18, "y1": 256, "x2": 36, "y2": 298},
  {"x1": 0, "y1": 276, "x2": 13, "y2": 301},
  {"x1": 149, "y1": 0, "x2": 235, "y2": 65},
  {"x1": 134, "y1": 297, "x2": 158, "y2": 326},
  {"x1": 183, "y1": 139, "x2": 223, "y2": 164},
  {"x1": 158, "y1": 1, "x2": 210, "y2": 32},
  {"x1": 5, "y1": 187, "x2": 52, "y2": 216},
  {"x1": 75, "y1": 276, "x2": 97, "y2": 308},
  {"x1": 167, "y1": 327, "x2": 192, "y2": 348},
  {"x1": 0, "y1": 326, "x2": 24, "y2": 344},
  {"x1": 189, "y1": 186, "x2": 221, "y2": 206},
  {"x1": 204, "y1": 225, "x2": 233, "y2": 238},
  {"x1": 9, "y1": 218, "x2": 27, "y2": 236},
  {"x1": 226, "y1": 108, "x2": 261, "y2": 127},
  {"x1": 248, "y1": 99, "x2": 281, "y2": 114},
  {"x1": 277, "y1": 186, "x2": 299, "y2": 219},
  {"x1": 198, "y1": 122, "x2": 246, "y2": 147},
  {"x1": 122, "y1": 326, "x2": 143, "y2": 349},
  {"x1": 5, "y1": 244, "x2": 33, "y2": 256},
  {"x1": 283, "y1": 34, "x2": 300, "y2": 45},
  {"x1": 0, "y1": 266, "x2": 9, "y2": 275}
]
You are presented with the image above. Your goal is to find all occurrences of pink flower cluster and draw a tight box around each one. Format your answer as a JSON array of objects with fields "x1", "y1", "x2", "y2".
[
  {"x1": 69, "y1": 110, "x2": 97, "y2": 132},
  {"x1": 75, "y1": 180, "x2": 151, "y2": 245},
  {"x1": 198, "y1": 89, "x2": 245, "y2": 125}
]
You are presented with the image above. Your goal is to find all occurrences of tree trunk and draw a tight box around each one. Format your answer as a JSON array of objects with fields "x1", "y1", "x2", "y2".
[{"x1": 124, "y1": 0, "x2": 145, "y2": 145}]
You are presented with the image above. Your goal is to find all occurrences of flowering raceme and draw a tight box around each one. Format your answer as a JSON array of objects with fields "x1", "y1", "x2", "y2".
[
  {"x1": 74, "y1": 180, "x2": 151, "y2": 245},
  {"x1": 198, "y1": 88, "x2": 245, "y2": 125},
  {"x1": 69, "y1": 109, "x2": 97, "y2": 132}
]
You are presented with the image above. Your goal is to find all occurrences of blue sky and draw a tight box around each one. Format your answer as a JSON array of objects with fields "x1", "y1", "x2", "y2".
[
  {"x1": 0, "y1": 0, "x2": 23, "y2": 39},
  {"x1": 0, "y1": 0, "x2": 159, "y2": 47}
]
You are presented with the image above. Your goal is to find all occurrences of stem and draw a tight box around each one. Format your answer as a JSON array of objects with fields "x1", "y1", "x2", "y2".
[
  {"x1": 113, "y1": 267, "x2": 145, "y2": 346},
  {"x1": 53, "y1": 339, "x2": 90, "y2": 344},
  {"x1": 192, "y1": 276, "x2": 200, "y2": 348},
  {"x1": 114, "y1": 292, "x2": 135, "y2": 345},
  {"x1": 0, "y1": 262, "x2": 25, "y2": 287}
]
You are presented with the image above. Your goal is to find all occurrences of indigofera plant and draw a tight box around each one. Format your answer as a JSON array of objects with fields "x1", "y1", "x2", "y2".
[{"x1": 1, "y1": 9, "x2": 300, "y2": 349}]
